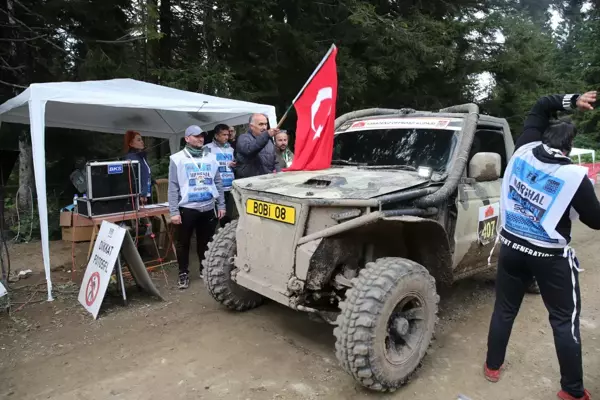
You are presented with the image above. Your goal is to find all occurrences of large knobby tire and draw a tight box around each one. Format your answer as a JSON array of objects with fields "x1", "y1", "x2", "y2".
[
  {"x1": 334, "y1": 257, "x2": 439, "y2": 392},
  {"x1": 203, "y1": 220, "x2": 264, "y2": 311}
]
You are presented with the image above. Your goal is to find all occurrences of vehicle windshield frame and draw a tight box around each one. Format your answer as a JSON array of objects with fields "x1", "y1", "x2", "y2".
[{"x1": 332, "y1": 125, "x2": 459, "y2": 173}]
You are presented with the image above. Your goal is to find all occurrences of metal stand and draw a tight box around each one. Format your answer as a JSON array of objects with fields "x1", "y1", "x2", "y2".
[{"x1": 115, "y1": 254, "x2": 128, "y2": 306}]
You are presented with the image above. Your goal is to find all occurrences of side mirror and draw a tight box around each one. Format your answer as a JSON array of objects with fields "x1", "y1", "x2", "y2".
[{"x1": 469, "y1": 152, "x2": 501, "y2": 182}]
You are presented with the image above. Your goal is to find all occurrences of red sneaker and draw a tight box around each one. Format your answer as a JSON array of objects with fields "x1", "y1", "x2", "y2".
[
  {"x1": 557, "y1": 389, "x2": 591, "y2": 400},
  {"x1": 483, "y1": 363, "x2": 502, "y2": 382}
]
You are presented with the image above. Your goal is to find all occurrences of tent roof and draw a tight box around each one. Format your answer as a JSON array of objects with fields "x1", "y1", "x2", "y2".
[
  {"x1": 0, "y1": 79, "x2": 279, "y2": 301},
  {"x1": 0, "y1": 78, "x2": 277, "y2": 137},
  {"x1": 570, "y1": 147, "x2": 595, "y2": 157}
]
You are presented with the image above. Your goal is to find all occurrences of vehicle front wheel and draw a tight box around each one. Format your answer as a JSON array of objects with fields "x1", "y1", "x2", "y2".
[
  {"x1": 334, "y1": 257, "x2": 439, "y2": 392},
  {"x1": 203, "y1": 220, "x2": 264, "y2": 311}
]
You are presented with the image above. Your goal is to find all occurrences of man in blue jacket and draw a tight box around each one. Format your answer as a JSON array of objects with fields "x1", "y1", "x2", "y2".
[{"x1": 234, "y1": 113, "x2": 282, "y2": 178}]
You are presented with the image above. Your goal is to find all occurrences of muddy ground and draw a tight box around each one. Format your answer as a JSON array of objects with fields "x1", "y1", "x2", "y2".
[{"x1": 0, "y1": 220, "x2": 599, "y2": 400}]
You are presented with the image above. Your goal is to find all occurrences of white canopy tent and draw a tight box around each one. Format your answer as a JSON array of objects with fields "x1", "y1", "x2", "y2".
[
  {"x1": 0, "y1": 78, "x2": 278, "y2": 301},
  {"x1": 570, "y1": 147, "x2": 596, "y2": 165}
]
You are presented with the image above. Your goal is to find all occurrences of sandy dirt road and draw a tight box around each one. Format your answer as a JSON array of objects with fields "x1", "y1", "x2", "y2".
[{"x1": 0, "y1": 218, "x2": 599, "y2": 400}]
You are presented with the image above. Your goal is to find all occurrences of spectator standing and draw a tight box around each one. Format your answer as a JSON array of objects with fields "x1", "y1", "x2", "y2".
[
  {"x1": 123, "y1": 130, "x2": 153, "y2": 205},
  {"x1": 274, "y1": 130, "x2": 294, "y2": 168},
  {"x1": 168, "y1": 125, "x2": 225, "y2": 289},
  {"x1": 206, "y1": 124, "x2": 236, "y2": 226}
]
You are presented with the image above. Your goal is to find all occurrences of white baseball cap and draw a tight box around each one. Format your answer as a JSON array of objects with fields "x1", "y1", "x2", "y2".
[{"x1": 185, "y1": 125, "x2": 205, "y2": 137}]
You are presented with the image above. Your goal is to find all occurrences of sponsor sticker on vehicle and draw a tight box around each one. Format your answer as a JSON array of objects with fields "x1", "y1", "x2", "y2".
[
  {"x1": 478, "y1": 202, "x2": 499, "y2": 245},
  {"x1": 336, "y1": 117, "x2": 463, "y2": 133}
]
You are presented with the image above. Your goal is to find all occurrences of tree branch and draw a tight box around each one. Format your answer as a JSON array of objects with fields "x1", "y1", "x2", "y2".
[
  {"x1": 0, "y1": 64, "x2": 25, "y2": 71},
  {"x1": 92, "y1": 36, "x2": 147, "y2": 44},
  {"x1": 0, "y1": 8, "x2": 75, "y2": 58},
  {"x1": 13, "y1": 0, "x2": 47, "y2": 22},
  {"x1": 0, "y1": 79, "x2": 27, "y2": 89},
  {"x1": 0, "y1": 34, "x2": 46, "y2": 42}
]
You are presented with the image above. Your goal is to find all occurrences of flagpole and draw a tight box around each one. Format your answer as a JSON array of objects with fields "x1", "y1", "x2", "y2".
[
  {"x1": 276, "y1": 43, "x2": 337, "y2": 129},
  {"x1": 275, "y1": 103, "x2": 294, "y2": 129}
]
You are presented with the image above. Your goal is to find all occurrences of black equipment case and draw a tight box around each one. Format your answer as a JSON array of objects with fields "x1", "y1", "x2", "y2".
[{"x1": 77, "y1": 160, "x2": 141, "y2": 218}]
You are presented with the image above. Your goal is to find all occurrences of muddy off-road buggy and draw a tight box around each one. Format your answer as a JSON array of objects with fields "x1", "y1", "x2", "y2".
[{"x1": 203, "y1": 104, "x2": 514, "y2": 391}]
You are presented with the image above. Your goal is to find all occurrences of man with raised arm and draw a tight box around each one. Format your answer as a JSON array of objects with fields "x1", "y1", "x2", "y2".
[{"x1": 483, "y1": 91, "x2": 600, "y2": 400}]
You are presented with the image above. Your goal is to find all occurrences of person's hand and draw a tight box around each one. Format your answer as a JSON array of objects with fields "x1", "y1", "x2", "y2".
[
  {"x1": 140, "y1": 197, "x2": 147, "y2": 206},
  {"x1": 171, "y1": 215, "x2": 182, "y2": 224},
  {"x1": 576, "y1": 91, "x2": 596, "y2": 111},
  {"x1": 217, "y1": 209, "x2": 226, "y2": 219},
  {"x1": 267, "y1": 128, "x2": 280, "y2": 137},
  {"x1": 229, "y1": 161, "x2": 237, "y2": 168}
]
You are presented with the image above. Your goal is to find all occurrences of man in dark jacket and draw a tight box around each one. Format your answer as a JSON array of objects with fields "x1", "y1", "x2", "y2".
[
  {"x1": 234, "y1": 113, "x2": 281, "y2": 178},
  {"x1": 483, "y1": 91, "x2": 599, "y2": 400}
]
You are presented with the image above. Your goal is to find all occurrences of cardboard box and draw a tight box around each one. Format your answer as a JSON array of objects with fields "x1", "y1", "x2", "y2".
[
  {"x1": 61, "y1": 226, "x2": 94, "y2": 242},
  {"x1": 59, "y1": 211, "x2": 72, "y2": 227},
  {"x1": 59, "y1": 211, "x2": 94, "y2": 227},
  {"x1": 72, "y1": 212, "x2": 94, "y2": 227}
]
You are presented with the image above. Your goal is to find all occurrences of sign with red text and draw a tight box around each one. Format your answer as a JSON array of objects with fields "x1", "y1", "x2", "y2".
[{"x1": 78, "y1": 221, "x2": 125, "y2": 319}]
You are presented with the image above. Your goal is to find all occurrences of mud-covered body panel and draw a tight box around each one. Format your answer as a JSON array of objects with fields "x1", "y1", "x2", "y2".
[
  {"x1": 232, "y1": 168, "x2": 429, "y2": 200},
  {"x1": 233, "y1": 189, "x2": 307, "y2": 304}
]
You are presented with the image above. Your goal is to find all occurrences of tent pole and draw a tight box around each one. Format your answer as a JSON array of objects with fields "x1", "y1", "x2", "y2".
[{"x1": 28, "y1": 99, "x2": 53, "y2": 301}]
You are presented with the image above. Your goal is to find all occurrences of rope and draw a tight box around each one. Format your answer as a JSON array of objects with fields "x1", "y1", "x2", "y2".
[{"x1": 11, "y1": 184, "x2": 33, "y2": 243}]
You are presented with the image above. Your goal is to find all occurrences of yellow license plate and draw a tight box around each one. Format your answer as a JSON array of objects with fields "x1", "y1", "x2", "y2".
[{"x1": 246, "y1": 199, "x2": 296, "y2": 224}]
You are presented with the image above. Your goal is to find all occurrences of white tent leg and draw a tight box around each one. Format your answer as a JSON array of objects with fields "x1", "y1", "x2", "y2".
[
  {"x1": 169, "y1": 134, "x2": 182, "y2": 154},
  {"x1": 28, "y1": 99, "x2": 53, "y2": 301}
]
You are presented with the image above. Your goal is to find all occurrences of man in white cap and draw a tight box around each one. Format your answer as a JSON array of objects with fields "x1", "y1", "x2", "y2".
[{"x1": 168, "y1": 125, "x2": 226, "y2": 289}]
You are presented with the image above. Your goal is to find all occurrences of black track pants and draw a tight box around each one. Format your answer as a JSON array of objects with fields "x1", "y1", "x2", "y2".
[
  {"x1": 486, "y1": 243, "x2": 584, "y2": 398},
  {"x1": 176, "y1": 207, "x2": 217, "y2": 275}
]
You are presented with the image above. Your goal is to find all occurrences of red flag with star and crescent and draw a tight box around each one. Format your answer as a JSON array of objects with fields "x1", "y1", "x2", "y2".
[{"x1": 283, "y1": 44, "x2": 338, "y2": 171}]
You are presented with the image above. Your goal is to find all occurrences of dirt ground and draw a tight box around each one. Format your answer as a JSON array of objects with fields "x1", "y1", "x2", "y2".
[{"x1": 0, "y1": 221, "x2": 599, "y2": 400}]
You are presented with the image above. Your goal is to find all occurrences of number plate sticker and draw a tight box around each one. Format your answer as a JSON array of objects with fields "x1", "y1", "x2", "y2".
[
  {"x1": 478, "y1": 202, "x2": 499, "y2": 245},
  {"x1": 246, "y1": 199, "x2": 296, "y2": 225}
]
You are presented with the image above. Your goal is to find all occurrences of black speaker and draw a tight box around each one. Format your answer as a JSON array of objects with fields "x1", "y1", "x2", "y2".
[
  {"x1": 77, "y1": 196, "x2": 139, "y2": 218},
  {"x1": 86, "y1": 161, "x2": 141, "y2": 199}
]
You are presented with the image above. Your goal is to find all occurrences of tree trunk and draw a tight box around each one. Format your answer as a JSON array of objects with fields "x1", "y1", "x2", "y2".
[
  {"x1": 17, "y1": 130, "x2": 34, "y2": 211},
  {"x1": 159, "y1": 0, "x2": 172, "y2": 71},
  {"x1": 145, "y1": 0, "x2": 159, "y2": 83},
  {"x1": 6, "y1": 0, "x2": 34, "y2": 211}
]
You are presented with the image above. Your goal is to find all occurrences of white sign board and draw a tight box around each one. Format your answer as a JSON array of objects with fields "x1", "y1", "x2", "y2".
[{"x1": 78, "y1": 221, "x2": 126, "y2": 319}]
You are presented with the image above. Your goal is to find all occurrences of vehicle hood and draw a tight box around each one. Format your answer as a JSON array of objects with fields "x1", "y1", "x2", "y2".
[{"x1": 232, "y1": 167, "x2": 430, "y2": 200}]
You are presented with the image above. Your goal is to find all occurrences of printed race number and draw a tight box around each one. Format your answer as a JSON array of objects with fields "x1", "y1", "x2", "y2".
[
  {"x1": 246, "y1": 199, "x2": 296, "y2": 225},
  {"x1": 478, "y1": 203, "x2": 499, "y2": 245},
  {"x1": 479, "y1": 218, "x2": 497, "y2": 244}
]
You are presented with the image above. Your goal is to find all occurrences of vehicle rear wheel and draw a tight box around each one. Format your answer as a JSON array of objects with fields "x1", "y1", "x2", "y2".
[
  {"x1": 334, "y1": 257, "x2": 439, "y2": 392},
  {"x1": 203, "y1": 220, "x2": 264, "y2": 311}
]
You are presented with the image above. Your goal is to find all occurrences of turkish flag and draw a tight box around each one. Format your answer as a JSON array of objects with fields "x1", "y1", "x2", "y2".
[{"x1": 284, "y1": 45, "x2": 338, "y2": 171}]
